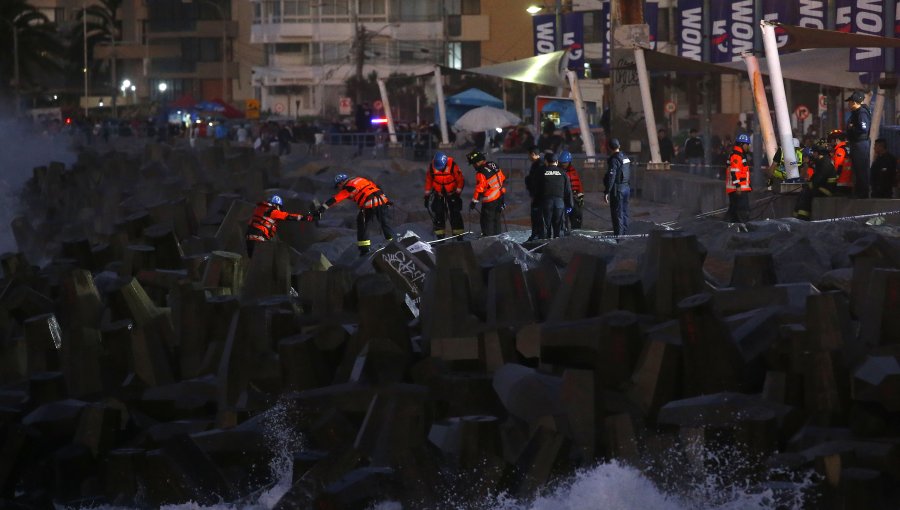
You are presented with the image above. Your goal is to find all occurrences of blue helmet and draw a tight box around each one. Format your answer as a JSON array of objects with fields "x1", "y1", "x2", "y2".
[
  {"x1": 433, "y1": 152, "x2": 448, "y2": 170},
  {"x1": 736, "y1": 133, "x2": 751, "y2": 145},
  {"x1": 269, "y1": 195, "x2": 283, "y2": 206},
  {"x1": 559, "y1": 151, "x2": 572, "y2": 164},
  {"x1": 334, "y1": 173, "x2": 349, "y2": 187}
]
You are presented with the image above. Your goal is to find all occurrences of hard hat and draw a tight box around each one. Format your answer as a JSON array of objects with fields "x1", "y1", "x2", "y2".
[
  {"x1": 827, "y1": 129, "x2": 845, "y2": 141},
  {"x1": 433, "y1": 152, "x2": 448, "y2": 170},
  {"x1": 792, "y1": 138, "x2": 800, "y2": 148},
  {"x1": 736, "y1": 133, "x2": 751, "y2": 145},
  {"x1": 270, "y1": 195, "x2": 283, "y2": 206},
  {"x1": 334, "y1": 173, "x2": 349, "y2": 187},
  {"x1": 559, "y1": 150, "x2": 573, "y2": 164},
  {"x1": 466, "y1": 151, "x2": 486, "y2": 165},
  {"x1": 608, "y1": 138, "x2": 621, "y2": 149},
  {"x1": 812, "y1": 139, "x2": 831, "y2": 154}
]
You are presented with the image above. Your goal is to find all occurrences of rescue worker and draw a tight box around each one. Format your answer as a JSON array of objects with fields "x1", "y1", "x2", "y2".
[
  {"x1": 828, "y1": 129, "x2": 852, "y2": 194},
  {"x1": 524, "y1": 146, "x2": 545, "y2": 241},
  {"x1": 316, "y1": 174, "x2": 395, "y2": 255},
  {"x1": 559, "y1": 150, "x2": 584, "y2": 230},
  {"x1": 725, "y1": 133, "x2": 752, "y2": 224},
  {"x1": 604, "y1": 138, "x2": 631, "y2": 236},
  {"x1": 245, "y1": 194, "x2": 313, "y2": 257},
  {"x1": 794, "y1": 139, "x2": 837, "y2": 220},
  {"x1": 769, "y1": 138, "x2": 803, "y2": 188},
  {"x1": 467, "y1": 151, "x2": 507, "y2": 237},
  {"x1": 534, "y1": 152, "x2": 573, "y2": 239},
  {"x1": 424, "y1": 151, "x2": 465, "y2": 239},
  {"x1": 845, "y1": 90, "x2": 871, "y2": 198},
  {"x1": 870, "y1": 138, "x2": 897, "y2": 198}
]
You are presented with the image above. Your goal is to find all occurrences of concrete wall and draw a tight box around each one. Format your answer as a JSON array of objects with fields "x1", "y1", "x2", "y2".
[{"x1": 640, "y1": 170, "x2": 727, "y2": 215}]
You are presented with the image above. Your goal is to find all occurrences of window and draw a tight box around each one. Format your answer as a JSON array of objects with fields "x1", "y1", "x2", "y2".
[
  {"x1": 253, "y1": 2, "x2": 261, "y2": 23},
  {"x1": 321, "y1": 0, "x2": 350, "y2": 21},
  {"x1": 320, "y1": 42, "x2": 351, "y2": 64},
  {"x1": 358, "y1": 0, "x2": 387, "y2": 17},
  {"x1": 445, "y1": 0, "x2": 480, "y2": 15},
  {"x1": 582, "y1": 11, "x2": 602, "y2": 44},
  {"x1": 447, "y1": 42, "x2": 461, "y2": 69},
  {"x1": 391, "y1": 0, "x2": 440, "y2": 21},
  {"x1": 283, "y1": 0, "x2": 312, "y2": 20},
  {"x1": 461, "y1": 41, "x2": 480, "y2": 68}
]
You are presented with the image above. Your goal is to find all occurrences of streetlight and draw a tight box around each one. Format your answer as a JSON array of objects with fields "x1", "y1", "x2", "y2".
[
  {"x1": 1, "y1": 15, "x2": 21, "y2": 117},
  {"x1": 525, "y1": 5, "x2": 543, "y2": 14},
  {"x1": 526, "y1": 1, "x2": 563, "y2": 53},
  {"x1": 121, "y1": 78, "x2": 131, "y2": 97},
  {"x1": 158, "y1": 82, "x2": 168, "y2": 93},
  {"x1": 183, "y1": 0, "x2": 228, "y2": 102}
]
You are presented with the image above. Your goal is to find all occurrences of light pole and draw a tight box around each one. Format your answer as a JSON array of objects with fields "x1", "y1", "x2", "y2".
[
  {"x1": 185, "y1": 0, "x2": 228, "y2": 102},
  {"x1": 1, "y1": 16, "x2": 21, "y2": 117}
]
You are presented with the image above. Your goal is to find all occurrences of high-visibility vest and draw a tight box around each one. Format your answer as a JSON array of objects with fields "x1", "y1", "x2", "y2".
[
  {"x1": 326, "y1": 176, "x2": 389, "y2": 210},
  {"x1": 473, "y1": 162, "x2": 507, "y2": 203},
  {"x1": 726, "y1": 145, "x2": 751, "y2": 194},
  {"x1": 834, "y1": 142, "x2": 853, "y2": 188},
  {"x1": 425, "y1": 157, "x2": 464, "y2": 195}
]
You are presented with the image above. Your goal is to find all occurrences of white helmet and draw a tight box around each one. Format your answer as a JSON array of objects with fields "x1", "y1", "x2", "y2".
[{"x1": 792, "y1": 138, "x2": 800, "y2": 148}]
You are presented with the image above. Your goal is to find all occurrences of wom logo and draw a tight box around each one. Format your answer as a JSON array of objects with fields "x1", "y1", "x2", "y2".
[
  {"x1": 850, "y1": 0, "x2": 884, "y2": 72},
  {"x1": 730, "y1": 0, "x2": 754, "y2": 60},
  {"x1": 798, "y1": 0, "x2": 825, "y2": 29},
  {"x1": 679, "y1": 2, "x2": 703, "y2": 61}
]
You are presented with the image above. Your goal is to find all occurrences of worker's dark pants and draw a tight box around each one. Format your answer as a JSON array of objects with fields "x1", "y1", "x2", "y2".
[
  {"x1": 793, "y1": 187, "x2": 830, "y2": 220},
  {"x1": 430, "y1": 193, "x2": 464, "y2": 237},
  {"x1": 541, "y1": 197, "x2": 565, "y2": 238},
  {"x1": 850, "y1": 140, "x2": 871, "y2": 198},
  {"x1": 725, "y1": 191, "x2": 750, "y2": 223},
  {"x1": 480, "y1": 199, "x2": 503, "y2": 237},
  {"x1": 529, "y1": 200, "x2": 544, "y2": 240},
  {"x1": 246, "y1": 240, "x2": 259, "y2": 258},
  {"x1": 609, "y1": 186, "x2": 630, "y2": 236},
  {"x1": 357, "y1": 205, "x2": 395, "y2": 253},
  {"x1": 568, "y1": 198, "x2": 583, "y2": 230}
]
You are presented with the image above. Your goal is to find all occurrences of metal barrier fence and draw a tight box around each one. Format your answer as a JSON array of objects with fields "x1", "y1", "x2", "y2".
[{"x1": 319, "y1": 131, "x2": 437, "y2": 161}]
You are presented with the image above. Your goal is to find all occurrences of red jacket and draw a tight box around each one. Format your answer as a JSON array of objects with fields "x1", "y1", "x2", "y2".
[
  {"x1": 323, "y1": 176, "x2": 390, "y2": 210},
  {"x1": 425, "y1": 157, "x2": 464, "y2": 195},
  {"x1": 247, "y1": 201, "x2": 302, "y2": 241},
  {"x1": 472, "y1": 162, "x2": 506, "y2": 203},
  {"x1": 563, "y1": 163, "x2": 583, "y2": 194},
  {"x1": 726, "y1": 145, "x2": 751, "y2": 194}
]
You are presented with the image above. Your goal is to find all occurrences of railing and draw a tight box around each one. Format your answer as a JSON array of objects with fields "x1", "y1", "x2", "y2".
[{"x1": 319, "y1": 131, "x2": 437, "y2": 160}]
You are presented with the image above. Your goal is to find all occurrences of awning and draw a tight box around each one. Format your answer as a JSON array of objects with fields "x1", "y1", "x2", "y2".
[
  {"x1": 779, "y1": 23, "x2": 900, "y2": 51},
  {"x1": 718, "y1": 47, "x2": 865, "y2": 89},
  {"x1": 467, "y1": 51, "x2": 568, "y2": 87},
  {"x1": 611, "y1": 48, "x2": 743, "y2": 75}
]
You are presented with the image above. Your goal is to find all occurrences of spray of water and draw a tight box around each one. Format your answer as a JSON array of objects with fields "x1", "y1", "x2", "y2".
[{"x1": 0, "y1": 119, "x2": 77, "y2": 254}]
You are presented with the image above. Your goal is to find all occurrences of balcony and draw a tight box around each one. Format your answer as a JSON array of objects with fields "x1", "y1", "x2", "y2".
[
  {"x1": 149, "y1": 19, "x2": 238, "y2": 38},
  {"x1": 95, "y1": 42, "x2": 180, "y2": 60},
  {"x1": 250, "y1": 19, "x2": 443, "y2": 43}
]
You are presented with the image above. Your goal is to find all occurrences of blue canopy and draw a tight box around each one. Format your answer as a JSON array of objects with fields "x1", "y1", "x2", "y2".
[
  {"x1": 540, "y1": 100, "x2": 598, "y2": 129},
  {"x1": 438, "y1": 88, "x2": 504, "y2": 126}
]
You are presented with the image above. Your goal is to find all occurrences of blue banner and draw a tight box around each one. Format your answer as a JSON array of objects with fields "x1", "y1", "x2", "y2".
[
  {"x1": 562, "y1": 12, "x2": 585, "y2": 76},
  {"x1": 797, "y1": 0, "x2": 826, "y2": 29},
  {"x1": 602, "y1": 0, "x2": 611, "y2": 69},
  {"x1": 533, "y1": 14, "x2": 557, "y2": 55},
  {"x1": 763, "y1": 0, "x2": 799, "y2": 49},
  {"x1": 710, "y1": 0, "x2": 731, "y2": 63},
  {"x1": 678, "y1": 0, "x2": 704, "y2": 61},
  {"x1": 835, "y1": 0, "x2": 853, "y2": 32},
  {"x1": 728, "y1": 0, "x2": 756, "y2": 60},
  {"x1": 645, "y1": 1, "x2": 659, "y2": 51},
  {"x1": 850, "y1": 0, "x2": 885, "y2": 75}
]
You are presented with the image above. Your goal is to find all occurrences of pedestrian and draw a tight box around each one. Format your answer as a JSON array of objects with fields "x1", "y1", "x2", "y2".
[
  {"x1": 870, "y1": 138, "x2": 897, "y2": 198},
  {"x1": 425, "y1": 151, "x2": 465, "y2": 239},
  {"x1": 277, "y1": 123, "x2": 295, "y2": 156},
  {"x1": 316, "y1": 174, "x2": 395, "y2": 256},
  {"x1": 535, "y1": 152, "x2": 573, "y2": 239},
  {"x1": 684, "y1": 128, "x2": 704, "y2": 175},
  {"x1": 845, "y1": 90, "x2": 872, "y2": 198},
  {"x1": 794, "y1": 139, "x2": 837, "y2": 220},
  {"x1": 828, "y1": 129, "x2": 853, "y2": 194},
  {"x1": 466, "y1": 151, "x2": 507, "y2": 237},
  {"x1": 245, "y1": 195, "x2": 313, "y2": 257},
  {"x1": 658, "y1": 128, "x2": 675, "y2": 163},
  {"x1": 725, "y1": 133, "x2": 753, "y2": 224},
  {"x1": 604, "y1": 138, "x2": 632, "y2": 236},
  {"x1": 559, "y1": 150, "x2": 584, "y2": 230},
  {"x1": 524, "y1": 146, "x2": 545, "y2": 242}
]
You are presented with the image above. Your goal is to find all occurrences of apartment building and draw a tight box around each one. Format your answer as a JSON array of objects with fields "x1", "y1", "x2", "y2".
[{"x1": 249, "y1": 0, "x2": 491, "y2": 117}]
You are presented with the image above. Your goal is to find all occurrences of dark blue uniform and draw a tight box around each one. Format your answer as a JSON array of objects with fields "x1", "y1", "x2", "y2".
[
  {"x1": 534, "y1": 163, "x2": 573, "y2": 239},
  {"x1": 847, "y1": 103, "x2": 871, "y2": 198},
  {"x1": 605, "y1": 151, "x2": 631, "y2": 236},
  {"x1": 525, "y1": 158, "x2": 545, "y2": 241}
]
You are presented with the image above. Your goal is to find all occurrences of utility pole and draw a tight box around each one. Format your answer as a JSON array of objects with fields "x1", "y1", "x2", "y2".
[
  {"x1": 353, "y1": 20, "x2": 368, "y2": 104},
  {"x1": 2, "y1": 16, "x2": 20, "y2": 117},
  {"x1": 84, "y1": 3, "x2": 89, "y2": 117}
]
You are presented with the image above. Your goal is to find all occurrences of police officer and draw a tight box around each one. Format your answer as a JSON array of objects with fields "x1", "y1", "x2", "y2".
[
  {"x1": 725, "y1": 133, "x2": 752, "y2": 224},
  {"x1": 870, "y1": 138, "x2": 897, "y2": 198},
  {"x1": 317, "y1": 174, "x2": 395, "y2": 255},
  {"x1": 467, "y1": 151, "x2": 507, "y2": 236},
  {"x1": 604, "y1": 139, "x2": 631, "y2": 236},
  {"x1": 524, "y1": 146, "x2": 545, "y2": 241},
  {"x1": 845, "y1": 90, "x2": 871, "y2": 198},
  {"x1": 424, "y1": 151, "x2": 465, "y2": 239},
  {"x1": 245, "y1": 194, "x2": 313, "y2": 257},
  {"x1": 534, "y1": 152, "x2": 573, "y2": 239},
  {"x1": 559, "y1": 150, "x2": 584, "y2": 230},
  {"x1": 794, "y1": 139, "x2": 837, "y2": 220}
]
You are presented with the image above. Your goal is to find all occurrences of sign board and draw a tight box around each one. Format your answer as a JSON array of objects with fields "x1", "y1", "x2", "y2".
[
  {"x1": 664, "y1": 100, "x2": 677, "y2": 113},
  {"x1": 373, "y1": 100, "x2": 384, "y2": 110},
  {"x1": 794, "y1": 104, "x2": 810, "y2": 121},
  {"x1": 245, "y1": 99, "x2": 260, "y2": 119},
  {"x1": 274, "y1": 103, "x2": 284, "y2": 113},
  {"x1": 818, "y1": 94, "x2": 827, "y2": 115},
  {"x1": 339, "y1": 97, "x2": 352, "y2": 115}
]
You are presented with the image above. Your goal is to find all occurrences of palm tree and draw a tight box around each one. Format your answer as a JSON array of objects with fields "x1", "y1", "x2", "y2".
[
  {"x1": 74, "y1": 0, "x2": 123, "y2": 115},
  {"x1": 0, "y1": 0, "x2": 62, "y2": 113}
]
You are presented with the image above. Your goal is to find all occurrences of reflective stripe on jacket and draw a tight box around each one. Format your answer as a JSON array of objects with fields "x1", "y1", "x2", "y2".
[
  {"x1": 473, "y1": 162, "x2": 506, "y2": 203},
  {"x1": 726, "y1": 145, "x2": 751, "y2": 194},
  {"x1": 247, "y1": 202, "x2": 297, "y2": 240},
  {"x1": 326, "y1": 176, "x2": 389, "y2": 210},
  {"x1": 425, "y1": 157, "x2": 464, "y2": 195}
]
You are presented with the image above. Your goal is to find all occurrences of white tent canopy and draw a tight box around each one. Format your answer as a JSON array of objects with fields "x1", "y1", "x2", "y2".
[
  {"x1": 466, "y1": 51, "x2": 569, "y2": 87},
  {"x1": 719, "y1": 47, "x2": 865, "y2": 90}
]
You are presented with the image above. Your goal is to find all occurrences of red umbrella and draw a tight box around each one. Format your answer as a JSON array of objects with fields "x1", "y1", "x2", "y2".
[{"x1": 211, "y1": 98, "x2": 244, "y2": 119}]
